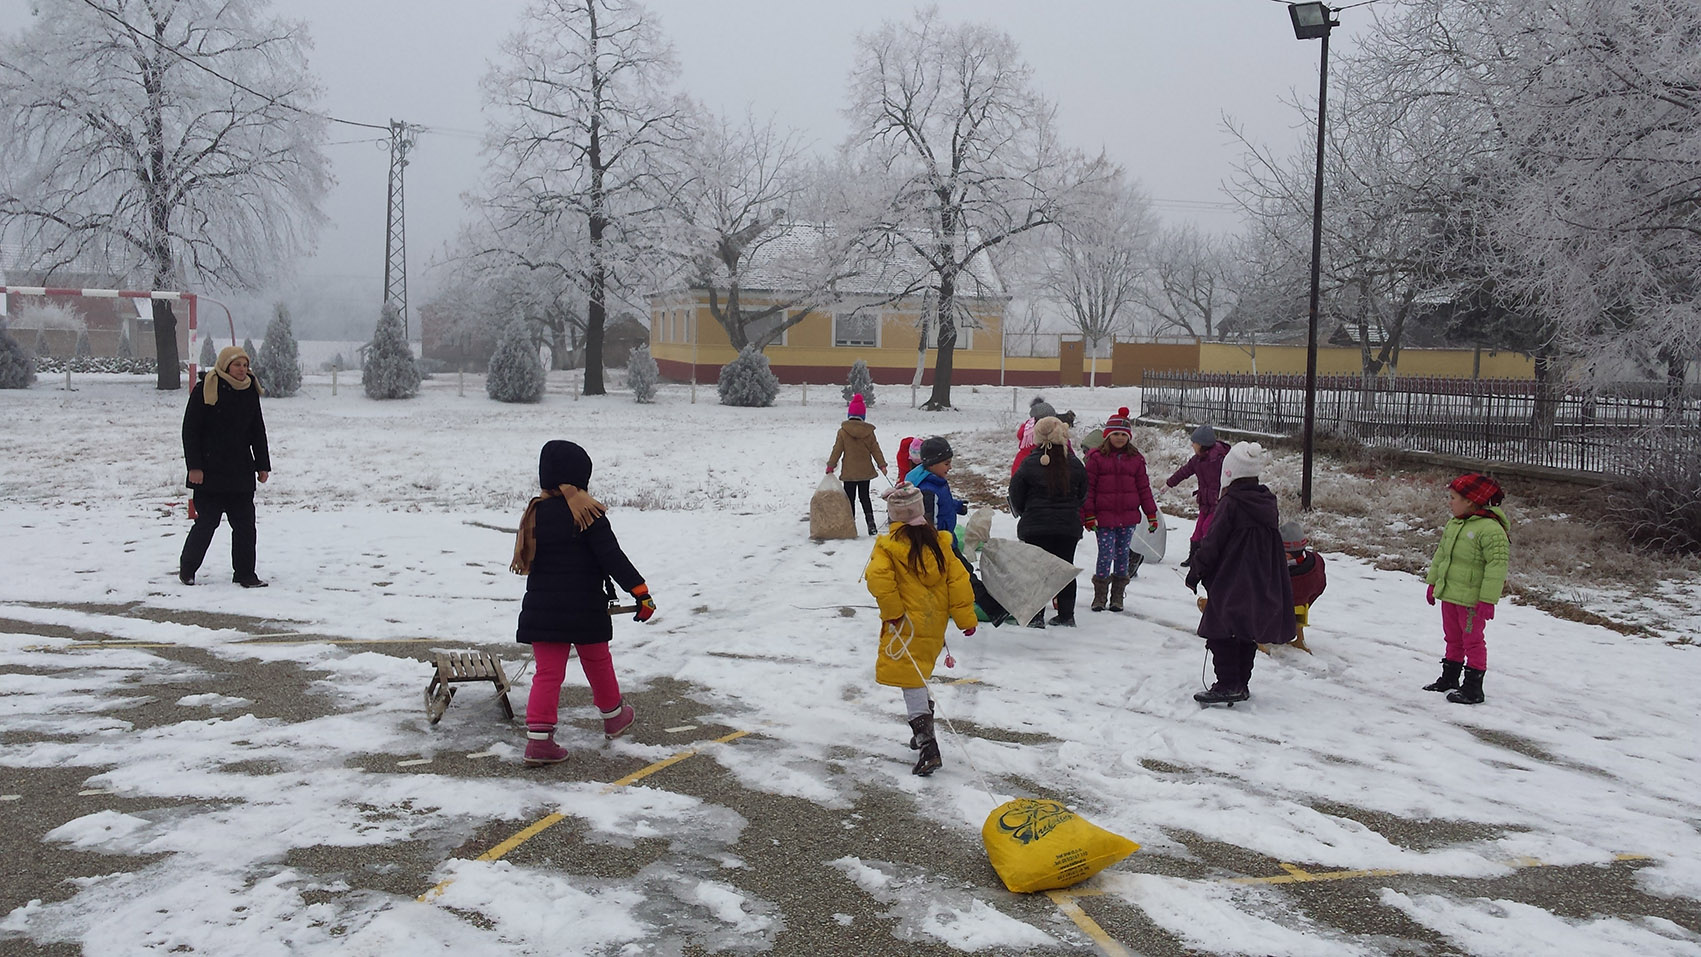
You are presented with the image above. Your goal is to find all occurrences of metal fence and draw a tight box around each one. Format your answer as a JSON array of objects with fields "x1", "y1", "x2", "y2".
[{"x1": 1139, "y1": 372, "x2": 1700, "y2": 478}]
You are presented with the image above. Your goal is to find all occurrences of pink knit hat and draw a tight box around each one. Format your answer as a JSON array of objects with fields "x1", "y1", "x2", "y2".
[
  {"x1": 883, "y1": 482, "x2": 927, "y2": 526},
  {"x1": 847, "y1": 393, "x2": 867, "y2": 419}
]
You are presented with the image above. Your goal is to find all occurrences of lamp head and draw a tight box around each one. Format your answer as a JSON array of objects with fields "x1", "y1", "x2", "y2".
[{"x1": 1289, "y1": 2, "x2": 1334, "y2": 40}]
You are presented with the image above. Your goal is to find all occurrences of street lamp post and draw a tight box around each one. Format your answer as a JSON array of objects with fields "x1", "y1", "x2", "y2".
[{"x1": 1289, "y1": 2, "x2": 1336, "y2": 511}]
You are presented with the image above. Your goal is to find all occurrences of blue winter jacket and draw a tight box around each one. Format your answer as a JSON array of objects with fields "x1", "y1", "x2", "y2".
[{"x1": 904, "y1": 465, "x2": 964, "y2": 535}]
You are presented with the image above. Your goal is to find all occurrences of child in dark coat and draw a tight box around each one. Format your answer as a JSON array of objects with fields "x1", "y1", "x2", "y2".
[
  {"x1": 1008, "y1": 416, "x2": 1088, "y2": 627},
  {"x1": 1083, "y1": 408, "x2": 1158, "y2": 613},
  {"x1": 510, "y1": 440, "x2": 656, "y2": 766},
  {"x1": 1184, "y1": 442, "x2": 1295, "y2": 703},
  {"x1": 1166, "y1": 424, "x2": 1231, "y2": 567}
]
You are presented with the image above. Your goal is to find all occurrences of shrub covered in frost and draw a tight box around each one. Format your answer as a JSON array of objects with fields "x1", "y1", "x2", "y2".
[
  {"x1": 74, "y1": 331, "x2": 92, "y2": 357},
  {"x1": 34, "y1": 328, "x2": 50, "y2": 358},
  {"x1": 198, "y1": 336, "x2": 217, "y2": 367},
  {"x1": 363, "y1": 304, "x2": 420, "y2": 399},
  {"x1": 842, "y1": 358, "x2": 875, "y2": 406},
  {"x1": 0, "y1": 322, "x2": 36, "y2": 388},
  {"x1": 717, "y1": 346, "x2": 780, "y2": 407},
  {"x1": 255, "y1": 304, "x2": 302, "y2": 397},
  {"x1": 486, "y1": 321, "x2": 546, "y2": 404},
  {"x1": 117, "y1": 327, "x2": 135, "y2": 359},
  {"x1": 628, "y1": 343, "x2": 659, "y2": 404}
]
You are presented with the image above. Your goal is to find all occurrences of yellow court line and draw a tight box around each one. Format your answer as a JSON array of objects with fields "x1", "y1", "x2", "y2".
[
  {"x1": 1046, "y1": 890, "x2": 1133, "y2": 957},
  {"x1": 418, "y1": 729, "x2": 750, "y2": 903}
]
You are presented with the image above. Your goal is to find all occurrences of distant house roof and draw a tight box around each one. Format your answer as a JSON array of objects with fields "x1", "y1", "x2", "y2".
[{"x1": 688, "y1": 221, "x2": 1006, "y2": 301}]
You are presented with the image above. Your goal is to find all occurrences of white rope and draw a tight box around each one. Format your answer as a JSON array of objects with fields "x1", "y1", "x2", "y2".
[{"x1": 885, "y1": 615, "x2": 999, "y2": 802}]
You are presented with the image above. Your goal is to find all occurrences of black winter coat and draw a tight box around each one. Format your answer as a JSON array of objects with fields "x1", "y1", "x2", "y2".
[
  {"x1": 1190, "y1": 478, "x2": 1295, "y2": 645},
  {"x1": 516, "y1": 501, "x2": 645, "y2": 645},
  {"x1": 1009, "y1": 450, "x2": 1088, "y2": 541},
  {"x1": 182, "y1": 377, "x2": 270, "y2": 494}
]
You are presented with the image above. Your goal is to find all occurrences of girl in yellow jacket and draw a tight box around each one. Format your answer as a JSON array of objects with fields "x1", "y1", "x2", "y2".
[{"x1": 866, "y1": 482, "x2": 978, "y2": 776}]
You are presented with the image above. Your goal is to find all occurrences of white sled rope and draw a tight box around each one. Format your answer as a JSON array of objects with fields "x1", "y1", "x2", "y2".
[{"x1": 978, "y1": 538, "x2": 1081, "y2": 626}]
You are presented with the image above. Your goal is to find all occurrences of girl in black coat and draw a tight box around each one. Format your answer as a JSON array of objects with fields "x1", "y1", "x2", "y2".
[
  {"x1": 1184, "y1": 442, "x2": 1295, "y2": 703},
  {"x1": 509, "y1": 440, "x2": 655, "y2": 766},
  {"x1": 179, "y1": 346, "x2": 271, "y2": 587},
  {"x1": 1008, "y1": 416, "x2": 1088, "y2": 626}
]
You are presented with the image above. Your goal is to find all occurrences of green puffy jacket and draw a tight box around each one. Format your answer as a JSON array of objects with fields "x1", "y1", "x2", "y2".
[{"x1": 1425, "y1": 508, "x2": 1510, "y2": 606}]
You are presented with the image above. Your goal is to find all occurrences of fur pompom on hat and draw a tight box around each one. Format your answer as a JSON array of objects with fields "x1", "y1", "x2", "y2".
[
  {"x1": 1103, "y1": 407, "x2": 1132, "y2": 437},
  {"x1": 1279, "y1": 520, "x2": 1309, "y2": 552},
  {"x1": 883, "y1": 482, "x2": 928, "y2": 526},
  {"x1": 1449, "y1": 472, "x2": 1504, "y2": 508},
  {"x1": 1028, "y1": 397, "x2": 1056, "y2": 420},
  {"x1": 847, "y1": 393, "x2": 867, "y2": 419},
  {"x1": 1220, "y1": 441, "x2": 1271, "y2": 484},
  {"x1": 201, "y1": 345, "x2": 260, "y2": 405},
  {"x1": 1190, "y1": 423, "x2": 1217, "y2": 446},
  {"x1": 1033, "y1": 415, "x2": 1069, "y2": 464}
]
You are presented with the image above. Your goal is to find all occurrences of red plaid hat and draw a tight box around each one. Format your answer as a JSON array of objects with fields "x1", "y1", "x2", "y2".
[{"x1": 1449, "y1": 473, "x2": 1504, "y2": 508}]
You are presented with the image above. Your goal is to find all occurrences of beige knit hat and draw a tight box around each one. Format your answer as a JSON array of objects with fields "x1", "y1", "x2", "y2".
[
  {"x1": 883, "y1": 482, "x2": 928, "y2": 526},
  {"x1": 1033, "y1": 415, "x2": 1069, "y2": 464}
]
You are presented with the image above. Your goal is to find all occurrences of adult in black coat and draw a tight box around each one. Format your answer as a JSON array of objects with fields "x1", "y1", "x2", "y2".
[
  {"x1": 1008, "y1": 416, "x2": 1088, "y2": 625},
  {"x1": 179, "y1": 346, "x2": 271, "y2": 587},
  {"x1": 509, "y1": 440, "x2": 654, "y2": 765},
  {"x1": 1184, "y1": 442, "x2": 1295, "y2": 703}
]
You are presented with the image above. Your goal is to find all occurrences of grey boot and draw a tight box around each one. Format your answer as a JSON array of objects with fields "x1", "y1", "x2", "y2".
[
  {"x1": 1108, "y1": 575, "x2": 1130, "y2": 612},
  {"x1": 1447, "y1": 667, "x2": 1486, "y2": 704},
  {"x1": 1089, "y1": 576, "x2": 1109, "y2": 612},
  {"x1": 1423, "y1": 659, "x2": 1464, "y2": 692}
]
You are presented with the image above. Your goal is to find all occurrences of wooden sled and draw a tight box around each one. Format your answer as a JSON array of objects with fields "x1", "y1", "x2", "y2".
[{"x1": 425, "y1": 651, "x2": 515, "y2": 725}]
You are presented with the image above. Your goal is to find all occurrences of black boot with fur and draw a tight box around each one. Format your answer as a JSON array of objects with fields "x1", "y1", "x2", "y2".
[
  {"x1": 1447, "y1": 667, "x2": 1485, "y2": 704},
  {"x1": 1423, "y1": 659, "x2": 1463, "y2": 693}
]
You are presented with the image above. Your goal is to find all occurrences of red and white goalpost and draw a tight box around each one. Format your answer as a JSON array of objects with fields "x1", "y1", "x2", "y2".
[{"x1": 0, "y1": 285, "x2": 234, "y2": 384}]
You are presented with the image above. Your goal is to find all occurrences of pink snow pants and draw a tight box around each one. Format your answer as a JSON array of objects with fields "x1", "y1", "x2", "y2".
[
  {"x1": 1440, "y1": 602, "x2": 1489, "y2": 672},
  {"x1": 525, "y1": 641, "x2": 622, "y2": 729}
]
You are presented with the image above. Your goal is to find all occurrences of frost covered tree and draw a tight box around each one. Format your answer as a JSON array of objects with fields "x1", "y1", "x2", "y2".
[
  {"x1": 363, "y1": 304, "x2": 419, "y2": 399},
  {"x1": 0, "y1": 322, "x2": 35, "y2": 388},
  {"x1": 843, "y1": 359, "x2": 874, "y2": 406},
  {"x1": 486, "y1": 321, "x2": 547, "y2": 404},
  {"x1": 33, "y1": 328, "x2": 51, "y2": 358},
  {"x1": 117, "y1": 326, "x2": 134, "y2": 359},
  {"x1": 1034, "y1": 171, "x2": 1153, "y2": 361},
  {"x1": 846, "y1": 9, "x2": 1109, "y2": 409},
  {"x1": 242, "y1": 337, "x2": 258, "y2": 363},
  {"x1": 627, "y1": 343, "x2": 659, "y2": 403},
  {"x1": 0, "y1": 0, "x2": 330, "y2": 391},
  {"x1": 1131, "y1": 223, "x2": 1234, "y2": 341},
  {"x1": 74, "y1": 330, "x2": 92, "y2": 358},
  {"x1": 480, "y1": 0, "x2": 689, "y2": 395},
  {"x1": 255, "y1": 303, "x2": 302, "y2": 397},
  {"x1": 198, "y1": 336, "x2": 218, "y2": 368},
  {"x1": 717, "y1": 346, "x2": 779, "y2": 407}
]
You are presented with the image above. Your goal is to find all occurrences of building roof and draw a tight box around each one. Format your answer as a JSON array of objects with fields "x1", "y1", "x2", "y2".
[{"x1": 690, "y1": 221, "x2": 1006, "y2": 301}]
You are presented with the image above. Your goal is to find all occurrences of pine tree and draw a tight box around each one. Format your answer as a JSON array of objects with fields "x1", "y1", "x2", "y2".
[
  {"x1": 241, "y1": 337, "x2": 258, "y2": 365},
  {"x1": 843, "y1": 358, "x2": 875, "y2": 405},
  {"x1": 74, "y1": 330, "x2": 92, "y2": 358},
  {"x1": 255, "y1": 303, "x2": 302, "y2": 397},
  {"x1": 717, "y1": 346, "x2": 780, "y2": 407},
  {"x1": 486, "y1": 321, "x2": 546, "y2": 403},
  {"x1": 117, "y1": 326, "x2": 135, "y2": 359},
  {"x1": 0, "y1": 322, "x2": 36, "y2": 388},
  {"x1": 198, "y1": 336, "x2": 217, "y2": 367},
  {"x1": 628, "y1": 343, "x2": 659, "y2": 403},
  {"x1": 363, "y1": 304, "x2": 420, "y2": 399}
]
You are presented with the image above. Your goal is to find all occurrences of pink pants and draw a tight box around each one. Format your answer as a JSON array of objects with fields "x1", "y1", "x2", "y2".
[
  {"x1": 526, "y1": 641, "x2": 622, "y2": 729},
  {"x1": 1441, "y1": 602, "x2": 1489, "y2": 671}
]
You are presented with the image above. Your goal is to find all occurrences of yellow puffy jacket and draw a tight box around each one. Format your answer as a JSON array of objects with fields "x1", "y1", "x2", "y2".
[{"x1": 866, "y1": 525, "x2": 977, "y2": 688}]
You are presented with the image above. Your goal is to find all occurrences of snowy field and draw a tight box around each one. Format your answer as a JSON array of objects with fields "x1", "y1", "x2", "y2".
[{"x1": 1, "y1": 371, "x2": 1699, "y2": 955}]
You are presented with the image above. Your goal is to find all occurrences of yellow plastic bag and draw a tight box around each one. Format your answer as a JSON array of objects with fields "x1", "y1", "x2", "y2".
[{"x1": 982, "y1": 798, "x2": 1138, "y2": 893}]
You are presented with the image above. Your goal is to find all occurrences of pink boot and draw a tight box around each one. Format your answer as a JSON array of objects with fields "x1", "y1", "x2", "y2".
[
  {"x1": 601, "y1": 700, "x2": 635, "y2": 738},
  {"x1": 523, "y1": 726, "x2": 568, "y2": 766}
]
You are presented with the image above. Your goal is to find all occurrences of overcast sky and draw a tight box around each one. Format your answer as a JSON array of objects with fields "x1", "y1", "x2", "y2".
[{"x1": 5, "y1": 0, "x2": 1367, "y2": 314}]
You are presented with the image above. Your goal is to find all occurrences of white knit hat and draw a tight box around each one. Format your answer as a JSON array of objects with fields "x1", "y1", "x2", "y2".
[{"x1": 1220, "y1": 441, "x2": 1271, "y2": 484}]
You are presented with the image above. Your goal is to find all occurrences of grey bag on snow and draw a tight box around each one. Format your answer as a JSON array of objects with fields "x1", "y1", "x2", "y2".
[
  {"x1": 810, "y1": 473, "x2": 859, "y2": 540},
  {"x1": 978, "y1": 538, "x2": 1081, "y2": 627}
]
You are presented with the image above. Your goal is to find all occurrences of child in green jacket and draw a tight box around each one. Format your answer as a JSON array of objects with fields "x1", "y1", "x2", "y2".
[{"x1": 1422, "y1": 473, "x2": 1510, "y2": 704}]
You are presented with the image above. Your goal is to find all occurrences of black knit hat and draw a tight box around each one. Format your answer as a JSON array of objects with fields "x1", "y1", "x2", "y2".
[
  {"x1": 539, "y1": 440, "x2": 592, "y2": 489},
  {"x1": 918, "y1": 436, "x2": 954, "y2": 468}
]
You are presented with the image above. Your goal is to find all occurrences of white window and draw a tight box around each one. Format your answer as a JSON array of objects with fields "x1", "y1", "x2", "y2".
[
  {"x1": 745, "y1": 310, "x2": 789, "y2": 347},
  {"x1": 834, "y1": 311, "x2": 878, "y2": 348},
  {"x1": 926, "y1": 318, "x2": 973, "y2": 351}
]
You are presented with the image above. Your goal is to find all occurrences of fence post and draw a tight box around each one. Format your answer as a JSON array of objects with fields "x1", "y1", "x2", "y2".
[
  {"x1": 331, "y1": 367, "x2": 337, "y2": 396},
  {"x1": 1011, "y1": 386, "x2": 1018, "y2": 413},
  {"x1": 801, "y1": 380, "x2": 807, "y2": 407}
]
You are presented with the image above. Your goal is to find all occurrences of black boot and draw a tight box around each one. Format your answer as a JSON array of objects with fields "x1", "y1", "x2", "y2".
[
  {"x1": 1026, "y1": 611, "x2": 1046, "y2": 628},
  {"x1": 908, "y1": 713, "x2": 941, "y2": 776},
  {"x1": 1180, "y1": 540, "x2": 1196, "y2": 568},
  {"x1": 1423, "y1": 659, "x2": 1464, "y2": 692},
  {"x1": 1447, "y1": 668, "x2": 1485, "y2": 704},
  {"x1": 908, "y1": 701, "x2": 935, "y2": 749},
  {"x1": 1127, "y1": 550, "x2": 1144, "y2": 578},
  {"x1": 1193, "y1": 683, "x2": 1249, "y2": 705}
]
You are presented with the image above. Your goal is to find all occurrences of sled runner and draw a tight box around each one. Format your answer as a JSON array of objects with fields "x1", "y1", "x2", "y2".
[{"x1": 424, "y1": 652, "x2": 515, "y2": 725}]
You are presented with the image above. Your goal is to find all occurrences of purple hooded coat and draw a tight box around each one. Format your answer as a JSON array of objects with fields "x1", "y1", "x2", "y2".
[
  {"x1": 1166, "y1": 440, "x2": 1231, "y2": 542},
  {"x1": 1188, "y1": 477, "x2": 1296, "y2": 646}
]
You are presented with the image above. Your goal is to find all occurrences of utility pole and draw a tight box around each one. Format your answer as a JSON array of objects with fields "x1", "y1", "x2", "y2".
[{"x1": 383, "y1": 120, "x2": 417, "y2": 338}]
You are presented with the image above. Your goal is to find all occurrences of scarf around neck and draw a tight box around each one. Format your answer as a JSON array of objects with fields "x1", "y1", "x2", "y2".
[
  {"x1": 510, "y1": 484, "x2": 608, "y2": 574},
  {"x1": 202, "y1": 366, "x2": 259, "y2": 405}
]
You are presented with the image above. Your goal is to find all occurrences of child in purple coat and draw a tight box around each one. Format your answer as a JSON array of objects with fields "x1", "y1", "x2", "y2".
[
  {"x1": 1082, "y1": 408, "x2": 1158, "y2": 614},
  {"x1": 1166, "y1": 424, "x2": 1231, "y2": 567}
]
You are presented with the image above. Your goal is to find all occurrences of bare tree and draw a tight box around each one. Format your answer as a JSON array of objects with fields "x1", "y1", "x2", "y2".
[
  {"x1": 0, "y1": 0, "x2": 329, "y2": 390},
  {"x1": 437, "y1": 216, "x2": 587, "y2": 370},
  {"x1": 1135, "y1": 223, "x2": 1236, "y2": 341},
  {"x1": 1038, "y1": 170, "x2": 1154, "y2": 368},
  {"x1": 845, "y1": 9, "x2": 1108, "y2": 409},
  {"x1": 480, "y1": 0, "x2": 688, "y2": 395}
]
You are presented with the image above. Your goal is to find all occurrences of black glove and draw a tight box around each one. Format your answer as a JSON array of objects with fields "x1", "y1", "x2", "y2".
[
  {"x1": 1184, "y1": 570, "x2": 1200, "y2": 593},
  {"x1": 634, "y1": 594, "x2": 656, "y2": 622},
  {"x1": 957, "y1": 501, "x2": 969, "y2": 515}
]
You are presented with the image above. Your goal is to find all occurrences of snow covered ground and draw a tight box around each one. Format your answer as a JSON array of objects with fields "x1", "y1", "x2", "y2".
[{"x1": 1, "y1": 372, "x2": 1698, "y2": 955}]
